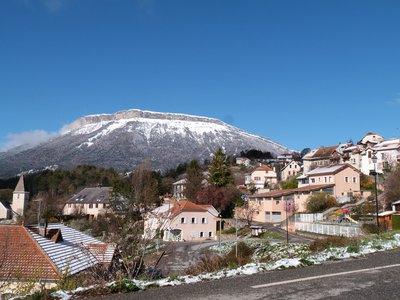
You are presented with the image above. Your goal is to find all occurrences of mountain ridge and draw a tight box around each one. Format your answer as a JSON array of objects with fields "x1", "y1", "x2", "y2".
[{"x1": 0, "y1": 109, "x2": 288, "y2": 178}]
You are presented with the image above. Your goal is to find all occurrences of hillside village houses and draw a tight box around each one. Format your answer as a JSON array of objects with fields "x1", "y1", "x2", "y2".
[
  {"x1": 247, "y1": 164, "x2": 361, "y2": 223},
  {"x1": 144, "y1": 199, "x2": 219, "y2": 242},
  {"x1": 302, "y1": 132, "x2": 399, "y2": 176}
]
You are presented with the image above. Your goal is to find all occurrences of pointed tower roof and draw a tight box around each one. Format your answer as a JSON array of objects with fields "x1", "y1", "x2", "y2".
[{"x1": 14, "y1": 175, "x2": 26, "y2": 193}]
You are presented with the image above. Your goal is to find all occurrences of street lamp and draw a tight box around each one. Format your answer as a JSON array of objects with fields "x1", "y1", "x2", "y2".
[{"x1": 371, "y1": 154, "x2": 380, "y2": 231}]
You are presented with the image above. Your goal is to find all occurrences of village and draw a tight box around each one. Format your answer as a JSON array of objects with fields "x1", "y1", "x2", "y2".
[{"x1": 1, "y1": 131, "x2": 400, "y2": 298}]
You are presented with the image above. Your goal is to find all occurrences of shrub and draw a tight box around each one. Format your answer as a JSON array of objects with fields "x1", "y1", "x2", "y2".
[
  {"x1": 221, "y1": 227, "x2": 236, "y2": 234},
  {"x1": 109, "y1": 278, "x2": 140, "y2": 293},
  {"x1": 347, "y1": 243, "x2": 360, "y2": 253},
  {"x1": 225, "y1": 242, "x2": 253, "y2": 266},
  {"x1": 362, "y1": 223, "x2": 380, "y2": 234},
  {"x1": 306, "y1": 192, "x2": 338, "y2": 213},
  {"x1": 309, "y1": 236, "x2": 353, "y2": 252}
]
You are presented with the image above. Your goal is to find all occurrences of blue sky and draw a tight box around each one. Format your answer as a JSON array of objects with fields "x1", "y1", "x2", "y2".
[{"x1": 1, "y1": 0, "x2": 399, "y2": 152}]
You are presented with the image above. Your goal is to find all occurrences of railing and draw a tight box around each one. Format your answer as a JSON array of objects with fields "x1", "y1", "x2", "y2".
[
  {"x1": 295, "y1": 213, "x2": 323, "y2": 223},
  {"x1": 295, "y1": 222, "x2": 361, "y2": 237}
]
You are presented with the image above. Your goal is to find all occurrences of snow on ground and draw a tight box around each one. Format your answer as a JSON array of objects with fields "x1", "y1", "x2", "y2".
[{"x1": 12, "y1": 233, "x2": 400, "y2": 299}]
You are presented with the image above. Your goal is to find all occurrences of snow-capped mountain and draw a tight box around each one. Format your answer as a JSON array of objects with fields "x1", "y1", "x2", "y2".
[{"x1": 0, "y1": 109, "x2": 287, "y2": 178}]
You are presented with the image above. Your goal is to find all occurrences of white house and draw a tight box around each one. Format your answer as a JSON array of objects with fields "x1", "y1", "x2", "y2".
[
  {"x1": 280, "y1": 160, "x2": 302, "y2": 181},
  {"x1": 248, "y1": 165, "x2": 277, "y2": 189},
  {"x1": 144, "y1": 199, "x2": 218, "y2": 242}
]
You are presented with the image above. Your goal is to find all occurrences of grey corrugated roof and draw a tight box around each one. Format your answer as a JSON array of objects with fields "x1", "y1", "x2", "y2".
[
  {"x1": 66, "y1": 187, "x2": 111, "y2": 204},
  {"x1": 26, "y1": 223, "x2": 113, "y2": 275}
]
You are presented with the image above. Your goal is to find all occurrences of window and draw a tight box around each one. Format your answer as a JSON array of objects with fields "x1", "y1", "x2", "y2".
[
  {"x1": 103, "y1": 204, "x2": 106, "y2": 208},
  {"x1": 191, "y1": 217, "x2": 196, "y2": 224},
  {"x1": 352, "y1": 177, "x2": 357, "y2": 183},
  {"x1": 201, "y1": 217, "x2": 207, "y2": 224},
  {"x1": 200, "y1": 232, "x2": 204, "y2": 238},
  {"x1": 254, "y1": 176, "x2": 261, "y2": 181},
  {"x1": 68, "y1": 203, "x2": 71, "y2": 208},
  {"x1": 89, "y1": 203, "x2": 93, "y2": 208},
  {"x1": 311, "y1": 178, "x2": 316, "y2": 183},
  {"x1": 96, "y1": 203, "x2": 98, "y2": 208},
  {"x1": 181, "y1": 217, "x2": 185, "y2": 224},
  {"x1": 345, "y1": 177, "x2": 349, "y2": 183},
  {"x1": 324, "y1": 177, "x2": 327, "y2": 183},
  {"x1": 208, "y1": 232, "x2": 213, "y2": 237}
]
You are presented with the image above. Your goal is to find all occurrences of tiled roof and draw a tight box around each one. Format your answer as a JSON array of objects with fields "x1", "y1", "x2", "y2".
[
  {"x1": 249, "y1": 184, "x2": 335, "y2": 199},
  {"x1": 0, "y1": 226, "x2": 60, "y2": 280},
  {"x1": 0, "y1": 223, "x2": 115, "y2": 281},
  {"x1": 254, "y1": 165, "x2": 273, "y2": 172},
  {"x1": 66, "y1": 187, "x2": 111, "y2": 204},
  {"x1": 171, "y1": 200, "x2": 210, "y2": 213},
  {"x1": 307, "y1": 164, "x2": 360, "y2": 176},
  {"x1": 304, "y1": 146, "x2": 337, "y2": 159}
]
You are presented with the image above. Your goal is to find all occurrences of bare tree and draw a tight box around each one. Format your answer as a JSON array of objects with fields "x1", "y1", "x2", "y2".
[
  {"x1": 236, "y1": 200, "x2": 260, "y2": 227},
  {"x1": 131, "y1": 161, "x2": 159, "y2": 215}
]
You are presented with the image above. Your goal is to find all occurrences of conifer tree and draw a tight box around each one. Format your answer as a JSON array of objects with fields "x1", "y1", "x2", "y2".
[{"x1": 208, "y1": 148, "x2": 233, "y2": 187}]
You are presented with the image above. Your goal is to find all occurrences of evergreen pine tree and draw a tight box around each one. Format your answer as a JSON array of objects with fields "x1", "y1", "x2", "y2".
[{"x1": 208, "y1": 148, "x2": 233, "y2": 187}]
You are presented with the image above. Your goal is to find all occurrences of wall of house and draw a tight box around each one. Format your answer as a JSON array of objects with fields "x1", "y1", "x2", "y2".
[
  {"x1": 361, "y1": 149, "x2": 375, "y2": 175},
  {"x1": 63, "y1": 203, "x2": 107, "y2": 218},
  {"x1": 0, "y1": 204, "x2": 9, "y2": 219},
  {"x1": 333, "y1": 168, "x2": 361, "y2": 197},
  {"x1": 168, "y1": 211, "x2": 217, "y2": 241},
  {"x1": 144, "y1": 215, "x2": 168, "y2": 239},
  {"x1": 281, "y1": 162, "x2": 301, "y2": 181},
  {"x1": 251, "y1": 170, "x2": 277, "y2": 188},
  {"x1": 248, "y1": 197, "x2": 294, "y2": 223}
]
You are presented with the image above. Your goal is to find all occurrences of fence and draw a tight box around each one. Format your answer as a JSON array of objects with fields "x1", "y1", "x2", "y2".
[
  {"x1": 295, "y1": 222, "x2": 361, "y2": 237},
  {"x1": 295, "y1": 213, "x2": 324, "y2": 223}
]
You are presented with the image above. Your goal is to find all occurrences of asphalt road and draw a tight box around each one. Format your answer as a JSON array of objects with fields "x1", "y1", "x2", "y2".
[{"x1": 97, "y1": 248, "x2": 400, "y2": 300}]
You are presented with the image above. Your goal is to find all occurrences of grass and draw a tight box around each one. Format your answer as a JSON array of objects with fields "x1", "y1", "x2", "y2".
[{"x1": 260, "y1": 231, "x2": 285, "y2": 240}]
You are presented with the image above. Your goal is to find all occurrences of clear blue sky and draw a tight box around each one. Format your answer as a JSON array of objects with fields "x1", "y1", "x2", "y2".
[{"x1": 1, "y1": 0, "x2": 400, "y2": 151}]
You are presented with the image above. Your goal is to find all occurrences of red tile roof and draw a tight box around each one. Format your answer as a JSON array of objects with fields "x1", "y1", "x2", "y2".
[
  {"x1": 170, "y1": 200, "x2": 211, "y2": 214},
  {"x1": 0, "y1": 226, "x2": 60, "y2": 280},
  {"x1": 249, "y1": 184, "x2": 335, "y2": 198},
  {"x1": 254, "y1": 165, "x2": 273, "y2": 172}
]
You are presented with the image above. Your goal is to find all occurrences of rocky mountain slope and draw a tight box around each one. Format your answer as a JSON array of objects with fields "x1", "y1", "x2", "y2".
[{"x1": 0, "y1": 109, "x2": 287, "y2": 178}]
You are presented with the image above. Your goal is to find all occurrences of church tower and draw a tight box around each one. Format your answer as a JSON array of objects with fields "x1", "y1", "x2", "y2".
[{"x1": 11, "y1": 175, "x2": 29, "y2": 216}]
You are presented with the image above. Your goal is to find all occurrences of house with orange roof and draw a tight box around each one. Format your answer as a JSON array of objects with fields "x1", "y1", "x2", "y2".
[
  {"x1": 0, "y1": 223, "x2": 115, "y2": 290},
  {"x1": 144, "y1": 199, "x2": 218, "y2": 242},
  {"x1": 247, "y1": 164, "x2": 277, "y2": 189}
]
